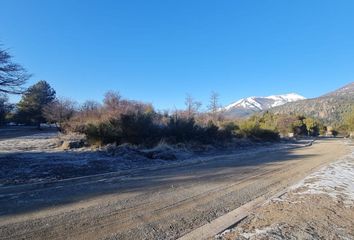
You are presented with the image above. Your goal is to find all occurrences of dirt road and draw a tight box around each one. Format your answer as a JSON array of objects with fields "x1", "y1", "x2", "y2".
[
  {"x1": 0, "y1": 138, "x2": 350, "y2": 240},
  {"x1": 219, "y1": 141, "x2": 354, "y2": 239}
]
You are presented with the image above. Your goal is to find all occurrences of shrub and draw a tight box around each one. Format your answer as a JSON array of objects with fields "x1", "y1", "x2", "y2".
[
  {"x1": 202, "y1": 121, "x2": 219, "y2": 142},
  {"x1": 238, "y1": 118, "x2": 260, "y2": 137},
  {"x1": 250, "y1": 128, "x2": 280, "y2": 141},
  {"x1": 344, "y1": 107, "x2": 354, "y2": 132},
  {"x1": 83, "y1": 122, "x2": 118, "y2": 146},
  {"x1": 81, "y1": 112, "x2": 161, "y2": 146},
  {"x1": 63, "y1": 92, "x2": 287, "y2": 147},
  {"x1": 119, "y1": 112, "x2": 161, "y2": 146},
  {"x1": 238, "y1": 117, "x2": 279, "y2": 141},
  {"x1": 165, "y1": 117, "x2": 198, "y2": 143}
]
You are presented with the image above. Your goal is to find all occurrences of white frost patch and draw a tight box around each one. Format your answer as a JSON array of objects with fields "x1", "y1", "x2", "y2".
[
  {"x1": 216, "y1": 141, "x2": 354, "y2": 240},
  {"x1": 240, "y1": 227, "x2": 274, "y2": 239},
  {"x1": 291, "y1": 148, "x2": 354, "y2": 205},
  {"x1": 0, "y1": 132, "x2": 60, "y2": 152},
  {"x1": 215, "y1": 226, "x2": 274, "y2": 239}
]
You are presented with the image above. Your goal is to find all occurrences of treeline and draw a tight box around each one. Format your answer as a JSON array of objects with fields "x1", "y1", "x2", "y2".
[
  {"x1": 2, "y1": 79, "x2": 348, "y2": 147},
  {"x1": 238, "y1": 113, "x2": 331, "y2": 138},
  {"x1": 1, "y1": 46, "x2": 354, "y2": 147}
]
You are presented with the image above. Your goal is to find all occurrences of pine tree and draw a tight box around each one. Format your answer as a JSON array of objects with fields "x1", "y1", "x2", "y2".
[{"x1": 16, "y1": 80, "x2": 56, "y2": 127}]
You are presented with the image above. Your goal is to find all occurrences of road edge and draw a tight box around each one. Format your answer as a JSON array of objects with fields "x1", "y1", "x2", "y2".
[{"x1": 178, "y1": 189, "x2": 288, "y2": 240}]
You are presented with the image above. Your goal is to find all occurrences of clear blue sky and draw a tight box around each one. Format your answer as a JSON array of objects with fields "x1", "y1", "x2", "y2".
[{"x1": 1, "y1": 0, "x2": 353, "y2": 109}]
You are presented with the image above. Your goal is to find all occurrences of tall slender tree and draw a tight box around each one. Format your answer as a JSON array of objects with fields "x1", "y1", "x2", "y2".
[
  {"x1": 208, "y1": 91, "x2": 221, "y2": 121},
  {"x1": 184, "y1": 94, "x2": 201, "y2": 119}
]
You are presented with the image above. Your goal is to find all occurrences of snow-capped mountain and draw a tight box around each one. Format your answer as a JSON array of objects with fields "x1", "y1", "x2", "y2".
[{"x1": 223, "y1": 93, "x2": 306, "y2": 117}]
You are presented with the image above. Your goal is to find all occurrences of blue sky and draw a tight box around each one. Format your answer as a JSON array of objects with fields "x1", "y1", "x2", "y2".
[{"x1": 1, "y1": 0, "x2": 353, "y2": 109}]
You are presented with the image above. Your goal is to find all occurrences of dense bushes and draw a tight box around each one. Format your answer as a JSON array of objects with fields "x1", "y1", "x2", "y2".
[
  {"x1": 237, "y1": 116, "x2": 280, "y2": 141},
  {"x1": 60, "y1": 92, "x2": 332, "y2": 147},
  {"x1": 235, "y1": 112, "x2": 327, "y2": 140},
  {"x1": 341, "y1": 106, "x2": 354, "y2": 137},
  {"x1": 75, "y1": 112, "x2": 232, "y2": 146},
  {"x1": 344, "y1": 107, "x2": 354, "y2": 132},
  {"x1": 163, "y1": 118, "x2": 229, "y2": 144},
  {"x1": 165, "y1": 117, "x2": 197, "y2": 143},
  {"x1": 68, "y1": 112, "x2": 283, "y2": 147},
  {"x1": 61, "y1": 92, "x2": 245, "y2": 146},
  {"x1": 79, "y1": 112, "x2": 161, "y2": 146}
]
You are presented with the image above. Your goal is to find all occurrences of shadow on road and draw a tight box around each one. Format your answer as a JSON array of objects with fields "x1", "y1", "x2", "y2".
[{"x1": 0, "y1": 144, "x2": 318, "y2": 217}]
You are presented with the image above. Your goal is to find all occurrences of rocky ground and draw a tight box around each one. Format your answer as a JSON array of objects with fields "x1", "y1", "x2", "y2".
[{"x1": 217, "y1": 141, "x2": 354, "y2": 240}]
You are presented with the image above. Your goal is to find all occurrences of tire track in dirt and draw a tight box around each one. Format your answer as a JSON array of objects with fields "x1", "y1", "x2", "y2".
[{"x1": 0, "y1": 139, "x2": 349, "y2": 240}]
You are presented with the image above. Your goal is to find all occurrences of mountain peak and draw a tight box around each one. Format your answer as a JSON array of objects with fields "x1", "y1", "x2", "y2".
[{"x1": 223, "y1": 93, "x2": 306, "y2": 117}]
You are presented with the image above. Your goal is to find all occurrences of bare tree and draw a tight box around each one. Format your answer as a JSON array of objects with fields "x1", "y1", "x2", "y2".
[
  {"x1": 77, "y1": 100, "x2": 101, "y2": 120},
  {"x1": 81, "y1": 100, "x2": 100, "y2": 112},
  {"x1": 208, "y1": 91, "x2": 220, "y2": 121},
  {"x1": 184, "y1": 94, "x2": 201, "y2": 119},
  {"x1": 43, "y1": 98, "x2": 76, "y2": 130},
  {"x1": 0, "y1": 48, "x2": 31, "y2": 94},
  {"x1": 103, "y1": 91, "x2": 121, "y2": 113}
]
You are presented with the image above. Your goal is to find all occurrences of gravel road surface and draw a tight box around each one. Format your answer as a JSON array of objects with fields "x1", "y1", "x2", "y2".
[{"x1": 0, "y1": 131, "x2": 349, "y2": 240}]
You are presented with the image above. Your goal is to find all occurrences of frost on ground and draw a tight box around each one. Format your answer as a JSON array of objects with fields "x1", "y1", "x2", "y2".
[
  {"x1": 0, "y1": 129, "x2": 310, "y2": 186},
  {"x1": 0, "y1": 132, "x2": 185, "y2": 185},
  {"x1": 218, "y1": 141, "x2": 354, "y2": 240},
  {"x1": 0, "y1": 132, "x2": 60, "y2": 152},
  {"x1": 293, "y1": 152, "x2": 354, "y2": 206}
]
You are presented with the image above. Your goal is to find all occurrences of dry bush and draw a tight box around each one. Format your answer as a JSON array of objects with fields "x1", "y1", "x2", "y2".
[{"x1": 63, "y1": 92, "x2": 235, "y2": 147}]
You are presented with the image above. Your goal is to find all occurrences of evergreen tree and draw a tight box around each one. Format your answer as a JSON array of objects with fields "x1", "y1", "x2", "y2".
[
  {"x1": 304, "y1": 117, "x2": 320, "y2": 136},
  {"x1": 345, "y1": 107, "x2": 354, "y2": 132},
  {"x1": 0, "y1": 94, "x2": 12, "y2": 125},
  {"x1": 16, "y1": 80, "x2": 56, "y2": 126}
]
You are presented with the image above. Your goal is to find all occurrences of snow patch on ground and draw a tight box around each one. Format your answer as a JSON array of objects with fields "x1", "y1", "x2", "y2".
[
  {"x1": 291, "y1": 146, "x2": 354, "y2": 205},
  {"x1": 217, "y1": 227, "x2": 275, "y2": 239}
]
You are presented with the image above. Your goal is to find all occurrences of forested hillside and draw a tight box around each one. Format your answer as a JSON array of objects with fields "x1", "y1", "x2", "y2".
[{"x1": 270, "y1": 82, "x2": 354, "y2": 126}]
